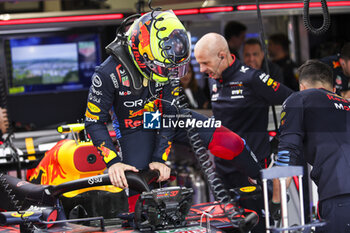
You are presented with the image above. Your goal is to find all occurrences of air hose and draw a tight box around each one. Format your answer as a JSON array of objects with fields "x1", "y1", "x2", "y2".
[{"x1": 303, "y1": 0, "x2": 331, "y2": 35}]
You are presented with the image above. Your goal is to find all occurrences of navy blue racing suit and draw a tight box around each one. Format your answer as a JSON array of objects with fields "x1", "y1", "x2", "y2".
[
  {"x1": 84, "y1": 56, "x2": 214, "y2": 171},
  {"x1": 320, "y1": 55, "x2": 350, "y2": 95},
  {"x1": 276, "y1": 88, "x2": 350, "y2": 233}
]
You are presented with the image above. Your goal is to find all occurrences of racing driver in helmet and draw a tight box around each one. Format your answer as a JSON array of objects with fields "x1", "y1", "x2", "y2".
[{"x1": 85, "y1": 10, "x2": 261, "y2": 209}]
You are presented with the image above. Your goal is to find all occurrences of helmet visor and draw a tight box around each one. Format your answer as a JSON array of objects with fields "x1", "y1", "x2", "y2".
[{"x1": 162, "y1": 29, "x2": 190, "y2": 64}]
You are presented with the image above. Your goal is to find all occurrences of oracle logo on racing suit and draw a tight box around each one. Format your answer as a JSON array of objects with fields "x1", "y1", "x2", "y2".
[{"x1": 124, "y1": 99, "x2": 143, "y2": 108}]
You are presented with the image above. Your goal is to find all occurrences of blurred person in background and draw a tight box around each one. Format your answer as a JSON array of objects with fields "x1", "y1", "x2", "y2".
[
  {"x1": 268, "y1": 33, "x2": 299, "y2": 91},
  {"x1": 224, "y1": 21, "x2": 247, "y2": 59},
  {"x1": 180, "y1": 63, "x2": 209, "y2": 109},
  {"x1": 320, "y1": 42, "x2": 350, "y2": 96},
  {"x1": 274, "y1": 60, "x2": 350, "y2": 233},
  {"x1": 243, "y1": 38, "x2": 284, "y2": 84}
]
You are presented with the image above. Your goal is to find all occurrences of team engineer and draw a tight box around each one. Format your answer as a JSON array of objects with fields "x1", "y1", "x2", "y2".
[
  {"x1": 275, "y1": 60, "x2": 350, "y2": 233},
  {"x1": 194, "y1": 32, "x2": 293, "y2": 232}
]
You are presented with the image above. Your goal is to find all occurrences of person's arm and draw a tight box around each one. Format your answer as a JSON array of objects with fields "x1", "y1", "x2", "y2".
[
  {"x1": 271, "y1": 93, "x2": 305, "y2": 209},
  {"x1": 85, "y1": 70, "x2": 138, "y2": 188},
  {"x1": 85, "y1": 71, "x2": 119, "y2": 166},
  {"x1": 149, "y1": 83, "x2": 178, "y2": 182},
  {"x1": 276, "y1": 93, "x2": 305, "y2": 167},
  {"x1": 250, "y1": 69, "x2": 293, "y2": 105}
]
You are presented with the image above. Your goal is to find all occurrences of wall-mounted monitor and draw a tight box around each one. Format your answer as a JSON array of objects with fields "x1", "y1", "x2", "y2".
[{"x1": 6, "y1": 33, "x2": 100, "y2": 95}]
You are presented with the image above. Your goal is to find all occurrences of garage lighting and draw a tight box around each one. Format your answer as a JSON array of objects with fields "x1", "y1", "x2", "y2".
[
  {"x1": 236, "y1": 1, "x2": 350, "y2": 11},
  {"x1": 199, "y1": 6, "x2": 234, "y2": 13},
  {"x1": 0, "y1": 13, "x2": 124, "y2": 26},
  {"x1": 173, "y1": 8, "x2": 200, "y2": 15}
]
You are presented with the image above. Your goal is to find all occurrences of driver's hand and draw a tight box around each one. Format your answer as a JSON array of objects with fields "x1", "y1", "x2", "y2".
[
  {"x1": 0, "y1": 108, "x2": 9, "y2": 134},
  {"x1": 149, "y1": 162, "x2": 170, "y2": 182},
  {"x1": 108, "y1": 162, "x2": 139, "y2": 189}
]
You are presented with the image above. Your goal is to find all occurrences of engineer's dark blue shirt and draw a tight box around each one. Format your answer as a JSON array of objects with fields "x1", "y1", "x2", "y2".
[
  {"x1": 278, "y1": 88, "x2": 350, "y2": 201},
  {"x1": 209, "y1": 57, "x2": 293, "y2": 173}
]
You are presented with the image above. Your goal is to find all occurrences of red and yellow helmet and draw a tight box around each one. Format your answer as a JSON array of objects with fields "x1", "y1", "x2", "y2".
[{"x1": 127, "y1": 10, "x2": 190, "y2": 83}]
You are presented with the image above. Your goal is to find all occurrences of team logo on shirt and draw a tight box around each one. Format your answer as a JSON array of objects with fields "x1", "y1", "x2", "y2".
[
  {"x1": 259, "y1": 73, "x2": 269, "y2": 83},
  {"x1": 110, "y1": 73, "x2": 119, "y2": 89},
  {"x1": 85, "y1": 110, "x2": 99, "y2": 120},
  {"x1": 333, "y1": 60, "x2": 341, "y2": 69},
  {"x1": 97, "y1": 142, "x2": 117, "y2": 164},
  {"x1": 116, "y1": 64, "x2": 130, "y2": 87},
  {"x1": 87, "y1": 102, "x2": 101, "y2": 113},
  {"x1": 229, "y1": 82, "x2": 243, "y2": 87},
  {"x1": 231, "y1": 89, "x2": 244, "y2": 99},
  {"x1": 240, "y1": 66, "x2": 249, "y2": 73},
  {"x1": 259, "y1": 73, "x2": 280, "y2": 91},
  {"x1": 88, "y1": 93, "x2": 101, "y2": 103},
  {"x1": 91, "y1": 86, "x2": 102, "y2": 96},
  {"x1": 212, "y1": 84, "x2": 217, "y2": 93},
  {"x1": 211, "y1": 93, "x2": 219, "y2": 101},
  {"x1": 280, "y1": 111, "x2": 286, "y2": 126},
  {"x1": 92, "y1": 75, "x2": 102, "y2": 87},
  {"x1": 119, "y1": 90, "x2": 131, "y2": 96},
  {"x1": 171, "y1": 87, "x2": 180, "y2": 96}
]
